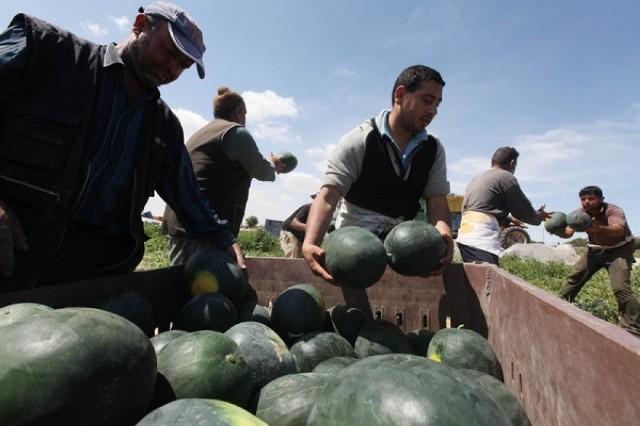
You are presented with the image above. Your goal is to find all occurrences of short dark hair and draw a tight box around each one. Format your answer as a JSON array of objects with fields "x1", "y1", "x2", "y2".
[
  {"x1": 491, "y1": 147, "x2": 519, "y2": 168},
  {"x1": 391, "y1": 65, "x2": 445, "y2": 105},
  {"x1": 579, "y1": 185, "x2": 603, "y2": 197}
]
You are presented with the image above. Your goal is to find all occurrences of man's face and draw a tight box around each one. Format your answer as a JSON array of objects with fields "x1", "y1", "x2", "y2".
[
  {"x1": 128, "y1": 19, "x2": 194, "y2": 89},
  {"x1": 396, "y1": 80, "x2": 443, "y2": 134},
  {"x1": 580, "y1": 193, "x2": 604, "y2": 214}
]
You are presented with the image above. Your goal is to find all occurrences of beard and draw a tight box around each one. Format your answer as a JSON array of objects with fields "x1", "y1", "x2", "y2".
[{"x1": 121, "y1": 37, "x2": 166, "y2": 89}]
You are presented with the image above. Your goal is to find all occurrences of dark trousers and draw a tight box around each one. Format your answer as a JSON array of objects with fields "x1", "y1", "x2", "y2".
[
  {"x1": 559, "y1": 248, "x2": 640, "y2": 337},
  {"x1": 457, "y1": 242, "x2": 500, "y2": 266}
]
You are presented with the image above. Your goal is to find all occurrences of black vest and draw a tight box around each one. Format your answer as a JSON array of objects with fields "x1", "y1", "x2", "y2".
[
  {"x1": 163, "y1": 119, "x2": 249, "y2": 237},
  {"x1": 344, "y1": 120, "x2": 437, "y2": 220}
]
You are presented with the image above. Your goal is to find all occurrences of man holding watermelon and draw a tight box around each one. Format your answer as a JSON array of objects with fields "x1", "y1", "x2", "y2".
[
  {"x1": 550, "y1": 186, "x2": 640, "y2": 337},
  {"x1": 0, "y1": 2, "x2": 245, "y2": 290},
  {"x1": 302, "y1": 65, "x2": 453, "y2": 282}
]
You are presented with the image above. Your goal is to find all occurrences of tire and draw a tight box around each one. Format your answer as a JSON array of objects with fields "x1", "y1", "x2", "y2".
[{"x1": 499, "y1": 226, "x2": 530, "y2": 249}]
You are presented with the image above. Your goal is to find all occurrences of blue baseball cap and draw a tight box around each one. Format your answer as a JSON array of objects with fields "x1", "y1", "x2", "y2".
[{"x1": 139, "y1": 2, "x2": 206, "y2": 79}]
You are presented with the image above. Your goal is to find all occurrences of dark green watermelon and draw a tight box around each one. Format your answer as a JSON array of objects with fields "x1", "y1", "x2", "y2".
[
  {"x1": 95, "y1": 289, "x2": 156, "y2": 337},
  {"x1": 407, "y1": 328, "x2": 436, "y2": 356},
  {"x1": 544, "y1": 211, "x2": 567, "y2": 233},
  {"x1": 354, "y1": 318, "x2": 413, "y2": 358},
  {"x1": 278, "y1": 151, "x2": 298, "y2": 173},
  {"x1": 460, "y1": 369, "x2": 532, "y2": 426},
  {"x1": 174, "y1": 292, "x2": 237, "y2": 332},
  {"x1": 0, "y1": 307, "x2": 157, "y2": 426},
  {"x1": 183, "y1": 248, "x2": 250, "y2": 304},
  {"x1": 566, "y1": 209, "x2": 592, "y2": 232},
  {"x1": 306, "y1": 354, "x2": 512, "y2": 425},
  {"x1": 150, "y1": 329, "x2": 189, "y2": 355},
  {"x1": 157, "y1": 330, "x2": 254, "y2": 408},
  {"x1": 290, "y1": 331, "x2": 356, "y2": 372},
  {"x1": 224, "y1": 321, "x2": 298, "y2": 390},
  {"x1": 236, "y1": 301, "x2": 271, "y2": 326},
  {"x1": 138, "y1": 398, "x2": 268, "y2": 426},
  {"x1": 0, "y1": 302, "x2": 53, "y2": 328},
  {"x1": 384, "y1": 220, "x2": 446, "y2": 276},
  {"x1": 256, "y1": 372, "x2": 333, "y2": 425},
  {"x1": 270, "y1": 283, "x2": 326, "y2": 345},
  {"x1": 322, "y1": 226, "x2": 388, "y2": 288},
  {"x1": 324, "y1": 304, "x2": 371, "y2": 346},
  {"x1": 311, "y1": 356, "x2": 358, "y2": 374},
  {"x1": 427, "y1": 327, "x2": 504, "y2": 380}
]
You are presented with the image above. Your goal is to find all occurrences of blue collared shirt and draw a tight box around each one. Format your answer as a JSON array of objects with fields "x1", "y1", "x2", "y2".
[{"x1": 379, "y1": 109, "x2": 429, "y2": 171}]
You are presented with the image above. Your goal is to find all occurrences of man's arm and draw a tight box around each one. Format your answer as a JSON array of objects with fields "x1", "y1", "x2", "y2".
[
  {"x1": 426, "y1": 194, "x2": 453, "y2": 275},
  {"x1": 222, "y1": 127, "x2": 276, "y2": 181},
  {"x1": 302, "y1": 185, "x2": 342, "y2": 282}
]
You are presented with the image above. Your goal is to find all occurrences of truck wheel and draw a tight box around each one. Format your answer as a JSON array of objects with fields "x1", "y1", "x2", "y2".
[{"x1": 500, "y1": 226, "x2": 530, "y2": 249}]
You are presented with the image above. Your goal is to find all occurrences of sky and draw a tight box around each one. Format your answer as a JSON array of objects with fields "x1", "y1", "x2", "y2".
[{"x1": 3, "y1": 0, "x2": 639, "y2": 246}]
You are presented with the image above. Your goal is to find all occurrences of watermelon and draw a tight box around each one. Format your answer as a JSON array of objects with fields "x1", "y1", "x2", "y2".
[
  {"x1": 289, "y1": 331, "x2": 356, "y2": 372},
  {"x1": 407, "y1": 328, "x2": 436, "y2": 356},
  {"x1": 270, "y1": 283, "x2": 326, "y2": 345},
  {"x1": 95, "y1": 289, "x2": 156, "y2": 337},
  {"x1": 174, "y1": 292, "x2": 237, "y2": 332},
  {"x1": 157, "y1": 330, "x2": 254, "y2": 408},
  {"x1": 354, "y1": 318, "x2": 413, "y2": 358},
  {"x1": 150, "y1": 329, "x2": 189, "y2": 355},
  {"x1": 138, "y1": 398, "x2": 268, "y2": 426},
  {"x1": 0, "y1": 307, "x2": 157, "y2": 426},
  {"x1": 566, "y1": 209, "x2": 592, "y2": 232},
  {"x1": 544, "y1": 211, "x2": 567, "y2": 233},
  {"x1": 324, "y1": 304, "x2": 371, "y2": 346},
  {"x1": 183, "y1": 248, "x2": 250, "y2": 304},
  {"x1": 384, "y1": 220, "x2": 445, "y2": 276},
  {"x1": 460, "y1": 369, "x2": 532, "y2": 426},
  {"x1": 322, "y1": 226, "x2": 388, "y2": 288},
  {"x1": 312, "y1": 356, "x2": 358, "y2": 374},
  {"x1": 236, "y1": 301, "x2": 271, "y2": 326},
  {"x1": 256, "y1": 372, "x2": 333, "y2": 425},
  {"x1": 0, "y1": 302, "x2": 53, "y2": 328},
  {"x1": 224, "y1": 321, "x2": 298, "y2": 390},
  {"x1": 278, "y1": 151, "x2": 298, "y2": 173},
  {"x1": 306, "y1": 353, "x2": 512, "y2": 425},
  {"x1": 427, "y1": 327, "x2": 503, "y2": 380}
]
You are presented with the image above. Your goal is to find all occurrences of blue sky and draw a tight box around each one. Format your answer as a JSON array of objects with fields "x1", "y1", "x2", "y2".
[{"x1": 3, "y1": 1, "x2": 639, "y2": 246}]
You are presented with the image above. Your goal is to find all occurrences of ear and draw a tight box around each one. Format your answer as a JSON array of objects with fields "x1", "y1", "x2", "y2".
[
  {"x1": 132, "y1": 13, "x2": 149, "y2": 35},
  {"x1": 394, "y1": 85, "x2": 406, "y2": 104}
]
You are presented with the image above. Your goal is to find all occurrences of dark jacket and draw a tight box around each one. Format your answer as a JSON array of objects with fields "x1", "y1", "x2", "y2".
[{"x1": 0, "y1": 14, "x2": 177, "y2": 288}]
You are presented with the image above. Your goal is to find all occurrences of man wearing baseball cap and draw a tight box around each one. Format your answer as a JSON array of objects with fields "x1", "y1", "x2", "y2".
[{"x1": 0, "y1": 2, "x2": 246, "y2": 291}]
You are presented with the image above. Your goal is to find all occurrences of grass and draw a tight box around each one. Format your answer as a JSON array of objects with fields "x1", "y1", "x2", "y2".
[{"x1": 139, "y1": 222, "x2": 640, "y2": 326}]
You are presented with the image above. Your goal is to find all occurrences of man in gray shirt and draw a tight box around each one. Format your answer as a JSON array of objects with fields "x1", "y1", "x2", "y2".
[{"x1": 456, "y1": 146, "x2": 551, "y2": 265}]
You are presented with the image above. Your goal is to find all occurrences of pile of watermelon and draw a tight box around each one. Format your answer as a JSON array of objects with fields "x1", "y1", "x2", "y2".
[{"x1": 0, "y1": 265, "x2": 531, "y2": 425}]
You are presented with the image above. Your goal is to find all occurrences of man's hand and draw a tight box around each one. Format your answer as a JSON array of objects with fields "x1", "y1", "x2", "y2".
[
  {"x1": 429, "y1": 232, "x2": 453, "y2": 277},
  {"x1": 0, "y1": 199, "x2": 28, "y2": 278},
  {"x1": 226, "y1": 242, "x2": 247, "y2": 270},
  {"x1": 302, "y1": 241, "x2": 335, "y2": 284},
  {"x1": 537, "y1": 204, "x2": 552, "y2": 221}
]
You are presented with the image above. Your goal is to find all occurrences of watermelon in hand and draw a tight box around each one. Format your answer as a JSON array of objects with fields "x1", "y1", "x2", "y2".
[
  {"x1": 566, "y1": 209, "x2": 591, "y2": 232},
  {"x1": 278, "y1": 151, "x2": 298, "y2": 173}
]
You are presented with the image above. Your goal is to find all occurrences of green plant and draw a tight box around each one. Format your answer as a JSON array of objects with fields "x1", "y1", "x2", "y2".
[
  {"x1": 237, "y1": 228, "x2": 283, "y2": 257},
  {"x1": 245, "y1": 215, "x2": 259, "y2": 228}
]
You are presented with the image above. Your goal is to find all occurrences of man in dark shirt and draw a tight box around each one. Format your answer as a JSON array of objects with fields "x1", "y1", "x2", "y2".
[
  {"x1": 551, "y1": 186, "x2": 639, "y2": 337},
  {"x1": 0, "y1": 2, "x2": 243, "y2": 290}
]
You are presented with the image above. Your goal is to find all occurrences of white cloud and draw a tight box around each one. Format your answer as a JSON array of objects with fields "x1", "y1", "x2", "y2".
[
  {"x1": 81, "y1": 21, "x2": 108, "y2": 37},
  {"x1": 110, "y1": 15, "x2": 130, "y2": 32},
  {"x1": 172, "y1": 108, "x2": 208, "y2": 141},
  {"x1": 306, "y1": 143, "x2": 337, "y2": 174},
  {"x1": 242, "y1": 90, "x2": 298, "y2": 122}
]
